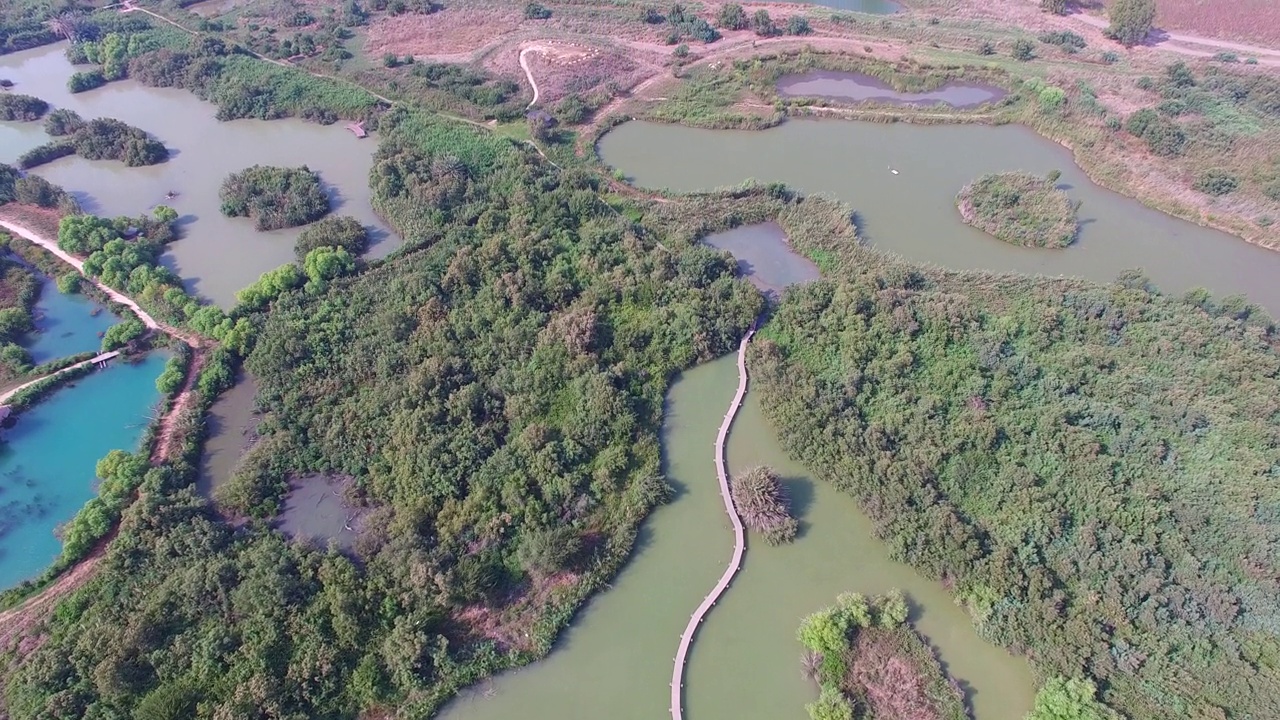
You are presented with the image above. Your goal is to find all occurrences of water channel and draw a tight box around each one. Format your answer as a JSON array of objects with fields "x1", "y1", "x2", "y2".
[
  {"x1": 778, "y1": 70, "x2": 1008, "y2": 109},
  {"x1": 598, "y1": 118, "x2": 1280, "y2": 315},
  {"x1": 22, "y1": 275, "x2": 117, "y2": 365},
  {"x1": 0, "y1": 44, "x2": 400, "y2": 308},
  {"x1": 0, "y1": 352, "x2": 166, "y2": 589}
]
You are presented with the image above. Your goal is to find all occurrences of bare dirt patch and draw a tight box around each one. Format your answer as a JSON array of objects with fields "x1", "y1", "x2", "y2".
[
  {"x1": 452, "y1": 571, "x2": 581, "y2": 653},
  {"x1": 1151, "y1": 0, "x2": 1280, "y2": 48},
  {"x1": 365, "y1": 6, "x2": 524, "y2": 58},
  {"x1": 513, "y1": 41, "x2": 661, "y2": 105}
]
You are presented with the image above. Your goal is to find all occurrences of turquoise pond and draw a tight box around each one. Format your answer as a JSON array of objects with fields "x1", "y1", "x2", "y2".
[
  {"x1": 23, "y1": 277, "x2": 119, "y2": 365},
  {"x1": 0, "y1": 353, "x2": 166, "y2": 589}
]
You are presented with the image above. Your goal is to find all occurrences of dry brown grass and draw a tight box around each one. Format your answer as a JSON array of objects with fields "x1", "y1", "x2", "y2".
[
  {"x1": 1151, "y1": 0, "x2": 1280, "y2": 47},
  {"x1": 364, "y1": 5, "x2": 524, "y2": 59},
  {"x1": 452, "y1": 571, "x2": 581, "y2": 653}
]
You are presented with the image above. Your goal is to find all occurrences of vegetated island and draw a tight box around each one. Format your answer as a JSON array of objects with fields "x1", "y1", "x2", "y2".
[
  {"x1": 220, "y1": 164, "x2": 330, "y2": 230},
  {"x1": 956, "y1": 170, "x2": 1079, "y2": 248},
  {"x1": 797, "y1": 590, "x2": 968, "y2": 720},
  {"x1": 294, "y1": 215, "x2": 368, "y2": 261},
  {"x1": 0, "y1": 93, "x2": 48, "y2": 121},
  {"x1": 17, "y1": 113, "x2": 168, "y2": 169},
  {"x1": 730, "y1": 465, "x2": 797, "y2": 544}
]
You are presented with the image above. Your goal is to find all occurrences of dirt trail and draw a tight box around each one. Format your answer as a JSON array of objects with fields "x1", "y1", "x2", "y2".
[
  {"x1": 670, "y1": 326, "x2": 754, "y2": 720},
  {"x1": 150, "y1": 349, "x2": 206, "y2": 464},
  {"x1": 1069, "y1": 10, "x2": 1280, "y2": 66},
  {"x1": 519, "y1": 46, "x2": 541, "y2": 108}
]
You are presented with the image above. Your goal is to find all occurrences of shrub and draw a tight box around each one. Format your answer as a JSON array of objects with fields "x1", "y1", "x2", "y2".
[
  {"x1": 717, "y1": 2, "x2": 747, "y2": 30},
  {"x1": 1039, "y1": 30, "x2": 1086, "y2": 52},
  {"x1": 673, "y1": 43, "x2": 690, "y2": 59},
  {"x1": 639, "y1": 6, "x2": 663, "y2": 23},
  {"x1": 786, "y1": 16, "x2": 812, "y2": 36},
  {"x1": 1126, "y1": 108, "x2": 1187, "y2": 156},
  {"x1": 957, "y1": 171, "x2": 1079, "y2": 247},
  {"x1": 294, "y1": 215, "x2": 368, "y2": 260},
  {"x1": 730, "y1": 466, "x2": 798, "y2": 544},
  {"x1": 43, "y1": 108, "x2": 84, "y2": 136},
  {"x1": 1101, "y1": 50, "x2": 1120, "y2": 64},
  {"x1": 524, "y1": 2, "x2": 551, "y2": 19},
  {"x1": 220, "y1": 165, "x2": 330, "y2": 230},
  {"x1": 16, "y1": 143, "x2": 75, "y2": 169},
  {"x1": 1012, "y1": 39, "x2": 1035, "y2": 61},
  {"x1": 978, "y1": 41, "x2": 996, "y2": 56},
  {"x1": 0, "y1": 93, "x2": 48, "y2": 121},
  {"x1": 1192, "y1": 170, "x2": 1238, "y2": 196},
  {"x1": 1213, "y1": 51, "x2": 1238, "y2": 63},
  {"x1": 1040, "y1": 0, "x2": 1066, "y2": 14},
  {"x1": 752, "y1": 9, "x2": 777, "y2": 36},
  {"x1": 56, "y1": 272, "x2": 81, "y2": 295},
  {"x1": 67, "y1": 70, "x2": 106, "y2": 94},
  {"x1": 101, "y1": 319, "x2": 146, "y2": 351}
]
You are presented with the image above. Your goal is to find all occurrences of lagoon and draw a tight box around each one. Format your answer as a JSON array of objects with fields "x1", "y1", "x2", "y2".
[
  {"x1": 0, "y1": 352, "x2": 166, "y2": 589},
  {"x1": 22, "y1": 276, "x2": 117, "y2": 365},
  {"x1": 0, "y1": 44, "x2": 400, "y2": 308}
]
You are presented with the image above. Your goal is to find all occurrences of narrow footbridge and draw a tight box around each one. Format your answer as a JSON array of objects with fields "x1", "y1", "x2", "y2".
[{"x1": 670, "y1": 327, "x2": 755, "y2": 720}]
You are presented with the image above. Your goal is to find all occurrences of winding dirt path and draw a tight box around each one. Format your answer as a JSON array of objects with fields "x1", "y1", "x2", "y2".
[
  {"x1": 519, "y1": 46, "x2": 541, "y2": 109},
  {"x1": 1069, "y1": 10, "x2": 1280, "y2": 66},
  {"x1": 670, "y1": 327, "x2": 754, "y2": 720}
]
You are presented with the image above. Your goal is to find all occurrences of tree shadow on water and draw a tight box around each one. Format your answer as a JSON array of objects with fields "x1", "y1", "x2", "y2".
[{"x1": 779, "y1": 474, "x2": 815, "y2": 539}]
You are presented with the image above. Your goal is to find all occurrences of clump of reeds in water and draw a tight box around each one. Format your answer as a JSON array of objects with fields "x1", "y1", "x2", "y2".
[{"x1": 730, "y1": 465, "x2": 798, "y2": 544}]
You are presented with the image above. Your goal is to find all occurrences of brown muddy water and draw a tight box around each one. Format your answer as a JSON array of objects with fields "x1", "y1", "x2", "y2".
[
  {"x1": 778, "y1": 70, "x2": 1008, "y2": 109},
  {"x1": 0, "y1": 44, "x2": 400, "y2": 308}
]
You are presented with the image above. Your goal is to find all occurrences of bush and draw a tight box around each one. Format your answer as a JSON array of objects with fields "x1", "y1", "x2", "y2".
[
  {"x1": 154, "y1": 355, "x2": 186, "y2": 394},
  {"x1": 101, "y1": 319, "x2": 146, "y2": 351},
  {"x1": 1193, "y1": 170, "x2": 1239, "y2": 196},
  {"x1": 1101, "y1": 50, "x2": 1120, "y2": 64},
  {"x1": 1039, "y1": 30, "x2": 1086, "y2": 52},
  {"x1": 752, "y1": 9, "x2": 777, "y2": 36},
  {"x1": 786, "y1": 16, "x2": 812, "y2": 36},
  {"x1": 14, "y1": 175, "x2": 76, "y2": 211},
  {"x1": 294, "y1": 215, "x2": 368, "y2": 260},
  {"x1": 1213, "y1": 51, "x2": 1239, "y2": 63},
  {"x1": 56, "y1": 272, "x2": 81, "y2": 295},
  {"x1": 1126, "y1": 108, "x2": 1187, "y2": 156},
  {"x1": 219, "y1": 165, "x2": 330, "y2": 230},
  {"x1": 957, "y1": 170, "x2": 1079, "y2": 247},
  {"x1": 0, "y1": 93, "x2": 48, "y2": 121},
  {"x1": 43, "y1": 108, "x2": 85, "y2": 136},
  {"x1": 16, "y1": 142, "x2": 75, "y2": 169},
  {"x1": 1040, "y1": 0, "x2": 1067, "y2": 14},
  {"x1": 524, "y1": 2, "x2": 551, "y2": 19},
  {"x1": 717, "y1": 2, "x2": 747, "y2": 30},
  {"x1": 68, "y1": 70, "x2": 106, "y2": 94},
  {"x1": 639, "y1": 6, "x2": 663, "y2": 23},
  {"x1": 730, "y1": 465, "x2": 798, "y2": 544},
  {"x1": 1012, "y1": 39, "x2": 1036, "y2": 61},
  {"x1": 978, "y1": 41, "x2": 996, "y2": 56}
]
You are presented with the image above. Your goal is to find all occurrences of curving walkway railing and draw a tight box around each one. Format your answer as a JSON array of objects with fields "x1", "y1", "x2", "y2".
[{"x1": 670, "y1": 326, "x2": 755, "y2": 720}]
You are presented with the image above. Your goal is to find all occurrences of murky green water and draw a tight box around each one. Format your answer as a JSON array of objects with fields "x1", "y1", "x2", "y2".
[
  {"x1": 0, "y1": 353, "x2": 166, "y2": 589},
  {"x1": 704, "y1": 222, "x2": 820, "y2": 299},
  {"x1": 0, "y1": 44, "x2": 399, "y2": 308},
  {"x1": 21, "y1": 275, "x2": 118, "y2": 365},
  {"x1": 807, "y1": 0, "x2": 901, "y2": 14},
  {"x1": 599, "y1": 119, "x2": 1280, "y2": 315},
  {"x1": 196, "y1": 375, "x2": 258, "y2": 500}
]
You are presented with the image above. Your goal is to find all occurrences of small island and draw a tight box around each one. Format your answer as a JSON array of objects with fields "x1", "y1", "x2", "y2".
[
  {"x1": 0, "y1": 93, "x2": 48, "y2": 122},
  {"x1": 797, "y1": 590, "x2": 967, "y2": 720},
  {"x1": 956, "y1": 170, "x2": 1079, "y2": 248},
  {"x1": 220, "y1": 165, "x2": 330, "y2": 231},
  {"x1": 729, "y1": 465, "x2": 798, "y2": 544},
  {"x1": 18, "y1": 114, "x2": 168, "y2": 169},
  {"x1": 294, "y1": 215, "x2": 368, "y2": 261}
]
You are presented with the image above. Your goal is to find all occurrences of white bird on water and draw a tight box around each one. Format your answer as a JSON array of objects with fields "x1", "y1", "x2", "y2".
[{"x1": 888, "y1": 165, "x2": 900, "y2": 175}]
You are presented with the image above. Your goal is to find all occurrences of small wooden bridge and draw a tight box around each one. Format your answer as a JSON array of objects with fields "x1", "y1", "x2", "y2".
[{"x1": 91, "y1": 351, "x2": 120, "y2": 368}]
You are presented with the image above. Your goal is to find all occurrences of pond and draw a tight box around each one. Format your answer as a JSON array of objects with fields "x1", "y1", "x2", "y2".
[
  {"x1": 703, "y1": 222, "x2": 821, "y2": 299},
  {"x1": 777, "y1": 70, "x2": 1008, "y2": 109},
  {"x1": 21, "y1": 275, "x2": 118, "y2": 365},
  {"x1": 0, "y1": 44, "x2": 401, "y2": 308},
  {"x1": 196, "y1": 374, "x2": 258, "y2": 500},
  {"x1": 273, "y1": 474, "x2": 365, "y2": 552},
  {"x1": 0, "y1": 352, "x2": 166, "y2": 589},
  {"x1": 805, "y1": 0, "x2": 901, "y2": 14},
  {"x1": 598, "y1": 118, "x2": 1280, "y2": 315},
  {"x1": 439, "y1": 351, "x2": 1034, "y2": 720}
]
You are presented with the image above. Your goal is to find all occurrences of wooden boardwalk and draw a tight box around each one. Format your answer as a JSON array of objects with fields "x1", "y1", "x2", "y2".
[{"x1": 670, "y1": 327, "x2": 755, "y2": 720}]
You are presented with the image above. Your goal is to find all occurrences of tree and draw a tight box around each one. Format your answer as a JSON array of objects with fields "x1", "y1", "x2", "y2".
[
  {"x1": 717, "y1": 3, "x2": 747, "y2": 30},
  {"x1": 1040, "y1": 0, "x2": 1066, "y2": 14},
  {"x1": 1106, "y1": 0, "x2": 1156, "y2": 46},
  {"x1": 102, "y1": 319, "x2": 146, "y2": 351},
  {"x1": 1027, "y1": 677, "x2": 1120, "y2": 720},
  {"x1": 1012, "y1": 38, "x2": 1036, "y2": 60}
]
